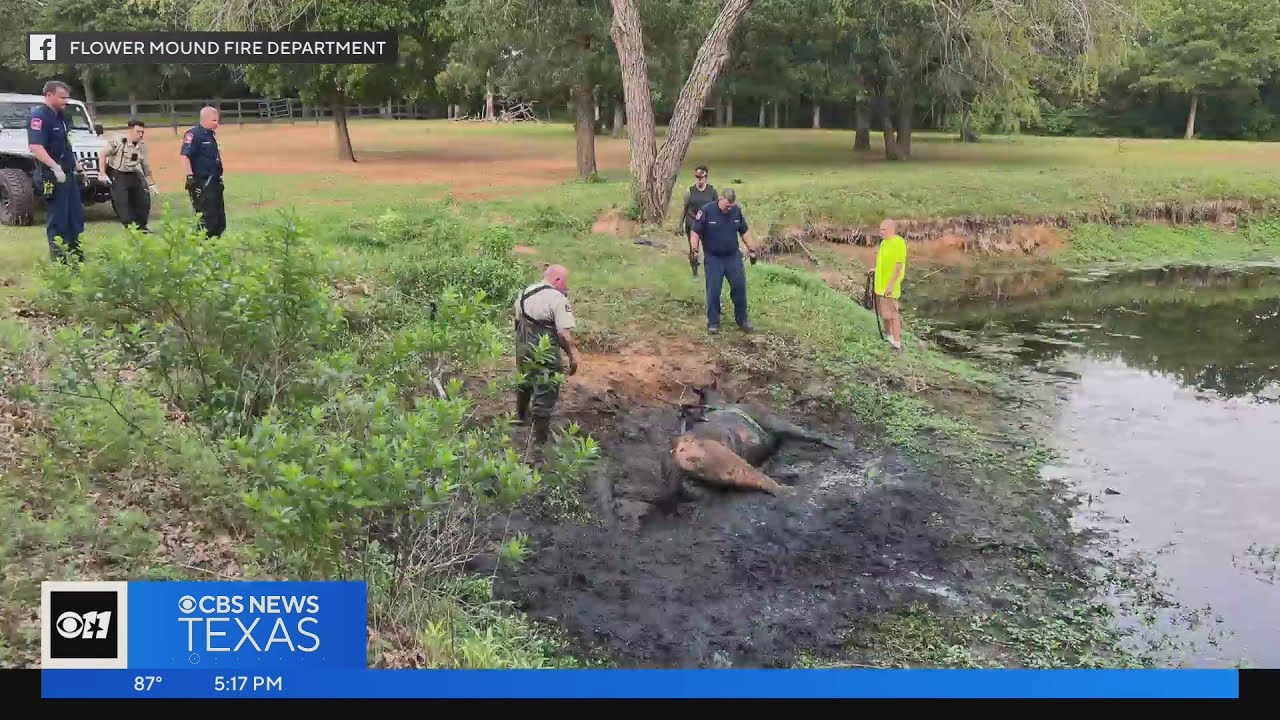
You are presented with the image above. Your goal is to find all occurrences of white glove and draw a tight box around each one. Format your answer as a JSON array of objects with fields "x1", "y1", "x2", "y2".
[
  {"x1": 148, "y1": 183, "x2": 158, "y2": 194},
  {"x1": 101, "y1": 173, "x2": 112, "y2": 185},
  {"x1": 51, "y1": 166, "x2": 66, "y2": 183}
]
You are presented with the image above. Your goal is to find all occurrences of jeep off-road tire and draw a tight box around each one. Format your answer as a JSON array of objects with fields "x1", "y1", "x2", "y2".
[{"x1": 0, "y1": 168, "x2": 36, "y2": 226}]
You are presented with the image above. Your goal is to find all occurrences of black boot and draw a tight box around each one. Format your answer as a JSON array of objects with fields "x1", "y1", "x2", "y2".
[
  {"x1": 516, "y1": 389, "x2": 531, "y2": 425},
  {"x1": 529, "y1": 416, "x2": 553, "y2": 466},
  {"x1": 532, "y1": 416, "x2": 551, "y2": 445}
]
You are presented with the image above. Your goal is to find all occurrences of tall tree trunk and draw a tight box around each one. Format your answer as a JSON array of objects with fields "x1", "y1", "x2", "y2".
[
  {"x1": 759, "y1": 101, "x2": 766, "y2": 128},
  {"x1": 812, "y1": 102, "x2": 821, "y2": 129},
  {"x1": 81, "y1": 67, "x2": 98, "y2": 119},
  {"x1": 612, "y1": 97, "x2": 626, "y2": 138},
  {"x1": 332, "y1": 90, "x2": 355, "y2": 162},
  {"x1": 772, "y1": 101, "x2": 780, "y2": 128},
  {"x1": 485, "y1": 78, "x2": 495, "y2": 121},
  {"x1": 896, "y1": 91, "x2": 913, "y2": 159},
  {"x1": 876, "y1": 95, "x2": 899, "y2": 160},
  {"x1": 960, "y1": 109, "x2": 978, "y2": 142},
  {"x1": 715, "y1": 96, "x2": 726, "y2": 127},
  {"x1": 608, "y1": 0, "x2": 754, "y2": 224},
  {"x1": 128, "y1": 90, "x2": 139, "y2": 118},
  {"x1": 725, "y1": 98, "x2": 733, "y2": 127},
  {"x1": 572, "y1": 77, "x2": 599, "y2": 179},
  {"x1": 853, "y1": 99, "x2": 871, "y2": 151},
  {"x1": 1184, "y1": 95, "x2": 1198, "y2": 139}
]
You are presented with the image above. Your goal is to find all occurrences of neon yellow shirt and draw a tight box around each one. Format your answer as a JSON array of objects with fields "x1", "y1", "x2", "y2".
[{"x1": 874, "y1": 234, "x2": 907, "y2": 298}]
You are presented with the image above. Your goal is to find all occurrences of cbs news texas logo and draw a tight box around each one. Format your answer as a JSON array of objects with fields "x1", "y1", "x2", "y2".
[{"x1": 42, "y1": 581, "x2": 129, "y2": 669}]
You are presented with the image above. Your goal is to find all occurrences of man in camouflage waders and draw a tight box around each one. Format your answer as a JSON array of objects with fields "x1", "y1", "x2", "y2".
[{"x1": 514, "y1": 264, "x2": 581, "y2": 459}]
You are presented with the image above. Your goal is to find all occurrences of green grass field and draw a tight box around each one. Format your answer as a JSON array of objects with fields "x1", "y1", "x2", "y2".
[
  {"x1": 9, "y1": 120, "x2": 1280, "y2": 314},
  {"x1": 4, "y1": 120, "x2": 1279, "y2": 669}
]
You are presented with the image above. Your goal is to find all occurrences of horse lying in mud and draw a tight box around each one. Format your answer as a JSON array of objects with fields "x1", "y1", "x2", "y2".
[{"x1": 662, "y1": 386, "x2": 843, "y2": 501}]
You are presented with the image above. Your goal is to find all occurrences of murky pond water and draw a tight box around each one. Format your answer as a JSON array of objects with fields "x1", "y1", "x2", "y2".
[{"x1": 914, "y1": 262, "x2": 1280, "y2": 668}]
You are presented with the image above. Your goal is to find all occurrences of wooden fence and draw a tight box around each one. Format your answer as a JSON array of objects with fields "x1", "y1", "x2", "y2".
[{"x1": 90, "y1": 97, "x2": 446, "y2": 132}]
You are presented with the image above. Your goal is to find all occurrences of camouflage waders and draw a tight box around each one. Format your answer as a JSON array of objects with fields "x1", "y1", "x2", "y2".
[{"x1": 515, "y1": 284, "x2": 564, "y2": 445}]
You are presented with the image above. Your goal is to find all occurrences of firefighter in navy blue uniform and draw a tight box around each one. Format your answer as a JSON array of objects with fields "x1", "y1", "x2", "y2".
[
  {"x1": 180, "y1": 106, "x2": 225, "y2": 237},
  {"x1": 689, "y1": 188, "x2": 758, "y2": 334},
  {"x1": 26, "y1": 81, "x2": 84, "y2": 263}
]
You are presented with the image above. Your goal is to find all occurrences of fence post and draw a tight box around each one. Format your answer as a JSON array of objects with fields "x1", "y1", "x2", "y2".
[
  {"x1": 289, "y1": 98, "x2": 295, "y2": 124},
  {"x1": 237, "y1": 100, "x2": 243, "y2": 127},
  {"x1": 171, "y1": 100, "x2": 177, "y2": 136}
]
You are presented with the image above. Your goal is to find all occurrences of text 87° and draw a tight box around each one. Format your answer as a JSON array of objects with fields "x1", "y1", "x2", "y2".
[
  {"x1": 134, "y1": 676, "x2": 163, "y2": 691},
  {"x1": 215, "y1": 676, "x2": 283, "y2": 692}
]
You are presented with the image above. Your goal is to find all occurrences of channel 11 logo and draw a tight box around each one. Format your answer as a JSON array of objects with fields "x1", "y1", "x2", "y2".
[{"x1": 42, "y1": 581, "x2": 129, "y2": 669}]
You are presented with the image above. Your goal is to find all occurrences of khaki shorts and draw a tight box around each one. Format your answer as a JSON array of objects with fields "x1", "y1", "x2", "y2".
[{"x1": 876, "y1": 294, "x2": 900, "y2": 321}]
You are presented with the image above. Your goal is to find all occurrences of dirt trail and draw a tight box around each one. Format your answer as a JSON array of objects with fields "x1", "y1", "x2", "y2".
[
  {"x1": 489, "y1": 345, "x2": 1069, "y2": 668},
  {"x1": 765, "y1": 198, "x2": 1274, "y2": 258},
  {"x1": 129, "y1": 122, "x2": 629, "y2": 199}
]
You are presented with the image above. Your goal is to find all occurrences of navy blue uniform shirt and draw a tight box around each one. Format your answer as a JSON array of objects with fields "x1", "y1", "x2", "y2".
[
  {"x1": 180, "y1": 124, "x2": 222, "y2": 179},
  {"x1": 692, "y1": 201, "x2": 749, "y2": 257},
  {"x1": 27, "y1": 104, "x2": 76, "y2": 173}
]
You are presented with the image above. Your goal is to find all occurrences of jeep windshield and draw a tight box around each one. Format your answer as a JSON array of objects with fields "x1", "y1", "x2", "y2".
[{"x1": 0, "y1": 102, "x2": 92, "y2": 131}]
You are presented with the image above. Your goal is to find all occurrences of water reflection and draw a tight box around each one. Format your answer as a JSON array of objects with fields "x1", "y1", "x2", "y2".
[
  {"x1": 914, "y1": 262, "x2": 1280, "y2": 667},
  {"x1": 915, "y1": 264, "x2": 1280, "y2": 400}
]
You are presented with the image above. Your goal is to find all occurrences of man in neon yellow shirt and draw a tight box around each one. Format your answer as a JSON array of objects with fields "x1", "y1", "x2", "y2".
[{"x1": 873, "y1": 218, "x2": 907, "y2": 350}]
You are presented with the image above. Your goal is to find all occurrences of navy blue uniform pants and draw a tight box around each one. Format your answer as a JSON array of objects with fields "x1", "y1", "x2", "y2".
[
  {"x1": 704, "y1": 251, "x2": 748, "y2": 328},
  {"x1": 46, "y1": 177, "x2": 85, "y2": 263}
]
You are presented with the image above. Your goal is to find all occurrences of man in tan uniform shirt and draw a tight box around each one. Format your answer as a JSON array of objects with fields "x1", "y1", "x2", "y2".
[
  {"x1": 98, "y1": 119, "x2": 157, "y2": 232},
  {"x1": 514, "y1": 264, "x2": 580, "y2": 454}
]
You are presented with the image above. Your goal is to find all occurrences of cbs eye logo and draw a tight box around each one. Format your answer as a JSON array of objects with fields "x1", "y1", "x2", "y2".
[
  {"x1": 42, "y1": 581, "x2": 128, "y2": 668},
  {"x1": 178, "y1": 595, "x2": 197, "y2": 613},
  {"x1": 55, "y1": 609, "x2": 113, "y2": 640}
]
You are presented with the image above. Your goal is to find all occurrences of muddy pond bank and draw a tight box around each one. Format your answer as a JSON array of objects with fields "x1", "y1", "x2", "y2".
[
  {"x1": 911, "y1": 261, "x2": 1280, "y2": 667},
  {"x1": 487, "y1": 344, "x2": 1094, "y2": 669}
]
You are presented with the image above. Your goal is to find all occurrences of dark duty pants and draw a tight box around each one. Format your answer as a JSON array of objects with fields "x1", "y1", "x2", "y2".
[
  {"x1": 516, "y1": 359, "x2": 562, "y2": 420},
  {"x1": 109, "y1": 170, "x2": 151, "y2": 231},
  {"x1": 191, "y1": 177, "x2": 226, "y2": 238},
  {"x1": 704, "y1": 251, "x2": 748, "y2": 328},
  {"x1": 45, "y1": 176, "x2": 85, "y2": 263}
]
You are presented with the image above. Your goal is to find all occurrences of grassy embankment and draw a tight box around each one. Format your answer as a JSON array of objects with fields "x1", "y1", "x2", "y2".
[{"x1": 4, "y1": 122, "x2": 1279, "y2": 669}]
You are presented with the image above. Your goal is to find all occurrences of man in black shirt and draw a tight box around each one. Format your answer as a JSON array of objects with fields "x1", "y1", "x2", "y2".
[{"x1": 680, "y1": 165, "x2": 717, "y2": 276}]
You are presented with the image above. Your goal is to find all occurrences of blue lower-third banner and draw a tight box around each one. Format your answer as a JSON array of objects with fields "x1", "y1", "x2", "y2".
[
  {"x1": 40, "y1": 580, "x2": 367, "y2": 671},
  {"x1": 41, "y1": 669, "x2": 1240, "y2": 699}
]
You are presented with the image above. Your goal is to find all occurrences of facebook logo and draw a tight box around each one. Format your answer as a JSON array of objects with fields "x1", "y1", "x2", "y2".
[{"x1": 28, "y1": 34, "x2": 57, "y2": 62}]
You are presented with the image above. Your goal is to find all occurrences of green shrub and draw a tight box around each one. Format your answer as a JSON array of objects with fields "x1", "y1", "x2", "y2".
[
  {"x1": 524, "y1": 204, "x2": 591, "y2": 234},
  {"x1": 382, "y1": 250, "x2": 526, "y2": 318},
  {"x1": 229, "y1": 383, "x2": 539, "y2": 579},
  {"x1": 37, "y1": 218, "x2": 346, "y2": 436}
]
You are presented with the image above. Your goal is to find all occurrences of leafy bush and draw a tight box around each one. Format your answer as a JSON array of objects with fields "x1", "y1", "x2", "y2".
[
  {"x1": 229, "y1": 383, "x2": 538, "y2": 578},
  {"x1": 361, "y1": 287, "x2": 508, "y2": 395},
  {"x1": 383, "y1": 250, "x2": 526, "y2": 319},
  {"x1": 37, "y1": 218, "x2": 346, "y2": 436},
  {"x1": 524, "y1": 204, "x2": 592, "y2": 234}
]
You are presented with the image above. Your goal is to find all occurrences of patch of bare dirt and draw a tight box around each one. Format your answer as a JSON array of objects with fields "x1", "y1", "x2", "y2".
[
  {"x1": 562, "y1": 342, "x2": 717, "y2": 414},
  {"x1": 768, "y1": 198, "x2": 1274, "y2": 264},
  {"x1": 135, "y1": 123, "x2": 630, "y2": 199},
  {"x1": 591, "y1": 208, "x2": 642, "y2": 237}
]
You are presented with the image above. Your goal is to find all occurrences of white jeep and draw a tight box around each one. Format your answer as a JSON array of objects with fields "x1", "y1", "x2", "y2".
[{"x1": 0, "y1": 92, "x2": 112, "y2": 226}]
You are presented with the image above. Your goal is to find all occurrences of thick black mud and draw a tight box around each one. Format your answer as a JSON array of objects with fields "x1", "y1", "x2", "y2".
[{"x1": 491, "y1": 400, "x2": 1064, "y2": 668}]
